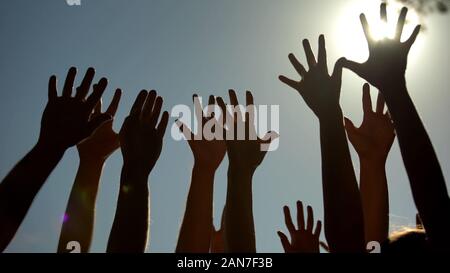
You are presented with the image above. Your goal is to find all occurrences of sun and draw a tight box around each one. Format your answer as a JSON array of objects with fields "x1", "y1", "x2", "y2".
[{"x1": 334, "y1": 0, "x2": 422, "y2": 62}]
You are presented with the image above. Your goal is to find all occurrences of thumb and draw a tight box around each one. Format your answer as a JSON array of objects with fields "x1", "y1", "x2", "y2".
[
  {"x1": 341, "y1": 58, "x2": 365, "y2": 79},
  {"x1": 344, "y1": 117, "x2": 357, "y2": 134},
  {"x1": 87, "y1": 113, "x2": 112, "y2": 136}
]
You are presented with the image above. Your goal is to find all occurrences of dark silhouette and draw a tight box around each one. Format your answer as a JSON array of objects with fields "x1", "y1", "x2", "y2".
[
  {"x1": 107, "y1": 90, "x2": 169, "y2": 253},
  {"x1": 343, "y1": 3, "x2": 450, "y2": 251},
  {"x1": 57, "y1": 89, "x2": 122, "y2": 253},
  {"x1": 277, "y1": 201, "x2": 322, "y2": 253},
  {"x1": 344, "y1": 84, "x2": 395, "y2": 244},
  {"x1": 216, "y1": 90, "x2": 277, "y2": 253},
  {"x1": 0, "y1": 67, "x2": 111, "y2": 252},
  {"x1": 176, "y1": 95, "x2": 226, "y2": 253},
  {"x1": 279, "y1": 36, "x2": 366, "y2": 252}
]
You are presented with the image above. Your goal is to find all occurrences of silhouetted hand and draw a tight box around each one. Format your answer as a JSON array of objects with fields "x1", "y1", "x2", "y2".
[
  {"x1": 176, "y1": 95, "x2": 226, "y2": 171},
  {"x1": 342, "y1": 3, "x2": 421, "y2": 90},
  {"x1": 77, "y1": 89, "x2": 122, "y2": 161},
  {"x1": 279, "y1": 35, "x2": 345, "y2": 120},
  {"x1": 39, "y1": 67, "x2": 112, "y2": 151},
  {"x1": 217, "y1": 90, "x2": 277, "y2": 173},
  {"x1": 119, "y1": 90, "x2": 169, "y2": 177},
  {"x1": 344, "y1": 84, "x2": 395, "y2": 163},
  {"x1": 277, "y1": 201, "x2": 322, "y2": 253}
]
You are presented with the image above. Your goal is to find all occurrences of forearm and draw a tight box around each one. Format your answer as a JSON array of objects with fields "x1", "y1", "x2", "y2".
[
  {"x1": 176, "y1": 164, "x2": 215, "y2": 253},
  {"x1": 0, "y1": 141, "x2": 64, "y2": 252},
  {"x1": 57, "y1": 157, "x2": 105, "y2": 253},
  {"x1": 107, "y1": 165, "x2": 150, "y2": 253},
  {"x1": 383, "y1": 81, "x2": 450, "y2": 245},
  {"x1": 319, "y1": 112, "x2": 366, "y2": 252},
  {"x1": 359, "y1": 159, "x2": 389, "y2": 244},
  {"x1": 224, "y1": 165, "x2": 255, "y2": 253}
]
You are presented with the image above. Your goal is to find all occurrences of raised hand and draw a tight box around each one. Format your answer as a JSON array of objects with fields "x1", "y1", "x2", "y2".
[
  {"x1": 218, "y1": 90, "x2": 277, "y2": 253},
  {"x1": 175, "y1": 95, "x2": 226, "y2": 253},
  {"x1": 176, "y1": 95, "x2": 226, "y2": 171},
  {"x1": 279, "y1": 35, "x2": 366, "y2": 252},
  {"x1": 119, "y1": 90, "x2": 169, "y2": 177},
  {"x1": 77, "y1": 89, "x2": 122, "y2": 161},
  {"x1": 345, "y1": 84, "x2": 395, "y2": 244},
  {"x1": 217, "y1": 90, "x2": 277, "y2": 173},
  {"x1": 57, "y1": 89, "x2": 122, "y2": 253},
  {"x1": 40, "y1": 67, "x2": 112, "y2": 152},
  {"x1": 107, "y1": 90, "x2": 169, "y2": 253},
  {"x1": 344, "y1": 84, "x2": 395, "y2": 163},
  {"x1": 277, "y1": 201, "x2": 322, "y2": 253},
  {"x1": 343, "y1": 3, "x2": 421, "y2": 90},
  {"x1": 279, "y1": 35, "x2": 345, "y2": 120},
  {"x1": 0, "y1": 67, "x2": 111, "y2": 251}
]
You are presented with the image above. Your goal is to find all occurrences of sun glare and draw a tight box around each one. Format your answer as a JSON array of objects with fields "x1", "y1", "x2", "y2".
[{"x1": 335, "y1": 0, "x2": 422, "y2": 62}]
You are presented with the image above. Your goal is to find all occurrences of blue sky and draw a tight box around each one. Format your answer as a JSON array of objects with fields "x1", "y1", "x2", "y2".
[{"x1": 0, "y1": 0, "x2": 449, "y2": 252}]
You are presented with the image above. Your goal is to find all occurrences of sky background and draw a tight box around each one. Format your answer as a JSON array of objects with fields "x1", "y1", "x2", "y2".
[{"x1": 0, "y1": 0, "x2": 449, "y2": 253}]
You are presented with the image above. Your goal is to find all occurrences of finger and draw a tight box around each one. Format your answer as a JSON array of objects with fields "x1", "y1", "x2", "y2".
[
  {"x1": 260, "y1": 131, "x2": 279, "y2": 144},
  {"x1": 207, "y1": 95, "x2": 215, "y2": 117},
  {"x1": 416, "y1": 213, "x2": 423, "y2": 229},
  {"x1": 229, "y1": 89, "x2": 242, "y2": 122},
  {"x1": 142, "y1": 90, "x2": 157, "y2": 120},
  {"x1": 76, "y1": 67, "x2": 95, "y2": 100},
  {"x1": 149, "y1": 96, "x2": 163, "y2": 128},
  {"x1": 93, "y1": 98, "x2": 102, "y2": 115},
  {"x1": 362, "y1": 83, "x2": 373, "y2": 113},
  {"x1": 106, "y1": 89, "x2": 122, "y2": 117},
  {"x1": 314, "y1": 220, "x2": 322, "y2": 237},
  {"x1": 86, "y1": 113, "x2": 112, "y2": 137},
  {"x1": 341, "y1": 58, "x2": 364, "y2": 79},
  {"x1": 279, "y1": 75, "x2": 300, "y2": 90},
  {"x1": 62, "y1": 67, "x2": 77, "y2": 98},
  {"x1": 48, "y1": 75, "x2": 58, "y2": 100},
  {"x1": 288, "y1": 53, "x2": 307, "y2": 77},
  {"x1": 332, "y1": 57, "x2": 345, "y2": 85},
  {"x1": 344, "y1": 117, "x2": 358, "y2": 136},
  {"x1": 320, "y1": 241, "x2": 330, "y2": 253},
  {"x1": 376, "y1": 91, "x2": 385, "y2": 114},
  {"x1": 193, "y1": 94, "x2": 204, "y2": 125},
  {"x1": 405, "y1": 25, "x2": 421, "y2": 49},
  {"x1": 85, "y1": 77, "x2": 108, "y2": 113},
  {"x1": 318, "y1": 35, "x2": 328, "y2": 73},
  {"x1": 306, "y1": 205, "x2": 314, "y2": 231},
  {"x1": 175, "y1": 119, "x2": 194, "y2": 142},
  {"x1": 296, "y1": 201, "x2": 305, "y2": 230},
  {"x1": 380, "y1": 2, "x2": 387, "y2": 22},
  {"x1": 283, "y1": 206, "x2": 296, "y2": 234},
  {"x1": 246, "y1": 90, "x2": 254, "y2": 106},
  {"x1": 360, "y1": 14, "x2": 372, "y2": 44},
  {"x1": 277, "y1": 231, "x2": 290, "y2": 253},
  {"x1": 157, "y1": 111, "x2": 169, "y2": 137},
  {"x1": 216, "y1": 96, "x2": 231, "y2": 127},
  {"x1": 395, "y1": 7, "x2": 408, "y2": 41},
  {"x1": 302, "y1": 39, "x2": 316, "y2": 69},
  {"x1": 130, "y1": 90, "x2": 148, "y2": 116}
]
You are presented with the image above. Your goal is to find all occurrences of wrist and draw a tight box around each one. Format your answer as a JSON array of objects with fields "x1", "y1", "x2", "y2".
[
  {"x1": 228, "y1": 163, "x2": 255, "y2": 179},
  {"x1": 35, "y1": 140, "x2": 66, "y2": 158},
  {"x1": 318, "y1": 107, "x2": 343, "y2": 124},
  {"x1": 193, "y1": 163, "x2": 217, "y2": 177},
  {"x1": 359, "y1": 157, "x2": 387, "y2": 170}
]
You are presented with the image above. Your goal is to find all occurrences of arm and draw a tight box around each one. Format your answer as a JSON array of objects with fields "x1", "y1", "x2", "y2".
[
  {"x1": 107, "y1": 90, "x2": 169, "y2": 253},
  {"x1": 0, "y1": 67, "x2": 110, "y2": 252},
  {"x1": 217, "y1": 90, "x2": 277, "y2": 253},
  {"x1": 343, "y1": 4, "x2": 450, "y2": 248},
  {"x1": 176, "y1": 95, "x2": 226, "y2": 253},
  {"x1": 344, "y1": 85, "x2": 395, "y2": 244},
  {"x1": 57, "y1": 90, "x2": 121, "y2": 253},
  {"x1": 279, "y1": 36, "x2": 366, "y2": 252}
]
